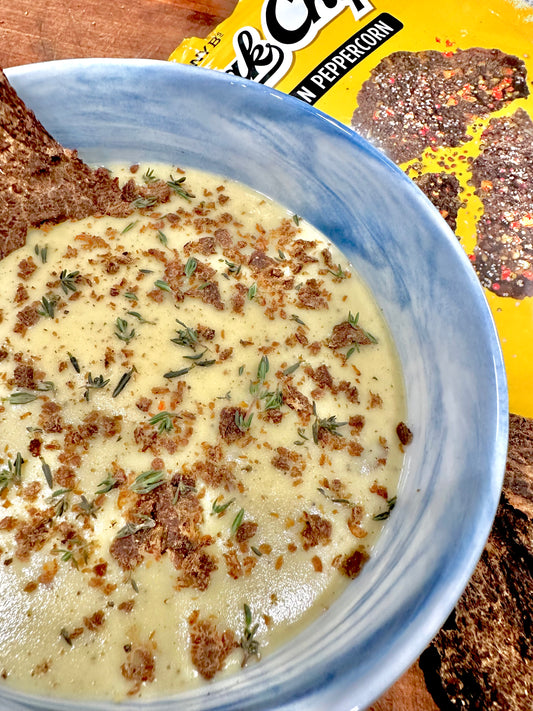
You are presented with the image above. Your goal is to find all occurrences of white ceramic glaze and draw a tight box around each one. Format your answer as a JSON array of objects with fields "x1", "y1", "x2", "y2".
[{"x1": 2, "y1": 59, "x2": 507, "y2": 711}]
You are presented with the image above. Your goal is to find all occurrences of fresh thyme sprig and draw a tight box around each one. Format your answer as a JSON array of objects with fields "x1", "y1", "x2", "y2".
[
  {"x1": 130, "y1": 470, "x2": 165, "y2": 494},
  {"x1": 59, "y1": 269, "x2": 80, "y2": 294},
  {"x1": 211, "y1": 496, "x2": 235, "y2": 515},
  {"x1": 132, "y1": 195, "x2": 157, "y2": 210},
  {"x1": 0, "y1": 453, "x2": 23, "y2": 492},
  {"x1": 294, "y1": 427, "x2": 309, "y2": 446},
  {"x1": 240, "y1": 603, "x2": 260, "y2": 666},
  {"x1": 171, "y1": 319, "x2": 199, "y2": 349},
  {"x1": 142, "y1": 168, "x2": 157, "y2": 184},
  {"x1": 77, "y1": 495, "x2": 99, "y2": 519},
  {"x1": 262, "y1": 388, "x2": 283, "y2": 410},
  {"x1": 38, "y1": 294, "x2": 58, "y2": 318},
  {"x1": 311, "y1": 402, "x2": 347, "y2": 444},
  {"x1": 345, "y1": 312, "x2": 378, "y2": 360},
  {"x1": 328, "y1": 264, "x2": 348, "y2": 279},
  {"x1": 96, "y1": 474, "x2": 119, "y2": 494},
  {"x1": 115, "y1": 317, "x2": 136, "y2": 344},
  {"x1": 373, "y1": 496, "x2": 397, "y2": 521},
  {"x1": 115, "y1": 514, "x2": 156, "y2": 539},
  {"x1": 84, "y1": 373, "x2": 110, "y2": 401},
  {"x1": 50, "y1": 488, "x2": 72, "y2": 517},
  {"x1": 235, "y1": 410, "x2": 253, "y2": 432},
  {"x1": 224, "y1": 259, "x2": 241, "y2": 276},
  {"x1": 317, "y1": 487, "x2": 354, "y2": 506},
  {"x1": 148, "y1": 411, "x2": 179, "y2": 434},
  {"x1": 167, "y1": 175, "x2": 195, "y2": 201}
]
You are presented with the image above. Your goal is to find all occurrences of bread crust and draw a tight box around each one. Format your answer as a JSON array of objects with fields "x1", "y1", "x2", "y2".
[{"x1": 0, "y1": 68, "x2": 135, "y2": 259}]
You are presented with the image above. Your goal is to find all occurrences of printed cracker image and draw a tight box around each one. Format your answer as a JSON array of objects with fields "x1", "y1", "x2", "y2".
[
  {"x1": 350, "y1": 47, "x2": 529, "y2": 163},
  {"x1": 470, "y1": 108, "x2": 533, "y2": 299}
]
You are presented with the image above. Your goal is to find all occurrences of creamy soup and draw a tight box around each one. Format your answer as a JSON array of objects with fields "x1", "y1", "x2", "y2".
[{"x1": 0, "y1": 165, "x2": 409, "y2": 700}]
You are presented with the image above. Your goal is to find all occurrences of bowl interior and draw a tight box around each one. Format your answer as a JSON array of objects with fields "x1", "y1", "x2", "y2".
[{"x1": 3, "y1": 59, "x2": 507, "y2": 711}]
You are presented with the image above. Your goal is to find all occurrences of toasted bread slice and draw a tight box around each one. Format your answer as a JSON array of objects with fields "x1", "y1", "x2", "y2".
[{"x1": 0, "y1": 68, "x2": 135, "y2": 259}]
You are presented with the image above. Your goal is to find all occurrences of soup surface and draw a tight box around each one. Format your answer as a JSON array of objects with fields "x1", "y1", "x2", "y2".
[{"x1": 0, "y1": 165, "x2": 407, "y2": 700}]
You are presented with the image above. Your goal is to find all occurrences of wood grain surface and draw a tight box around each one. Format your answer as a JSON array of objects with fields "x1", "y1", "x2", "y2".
[{"x1": 0, "y1": 2, "x2": 451, "y2": 709}]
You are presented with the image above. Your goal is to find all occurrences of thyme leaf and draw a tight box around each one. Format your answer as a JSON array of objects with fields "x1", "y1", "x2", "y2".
[
  {"x1": 164, "y1": 367, "x2": 192, "y2": 379},
  {"x1": 283, "y1": 361, "x2": 301, "y2": 376},
  {"x1": 40, "y1": 458, "x2": 53, "y2": 489},
  {"x1": 231, "y1": 508, "x2": 245, "y2": 536},
  {"x1": 126, "y1": 311, "x2": 154, "y2": 324},
  {"x1": 59, "y1": 270, "x2": 80, "y2": 294},
  {"x1": 172, "y1": 320, "x2": 199, "y2": 350},
  {"x1": 142, "y1": 167, "x2": 157, "y2": 183},
  {"x1": 311, "y1": 402, "x2": 347, "y2": 445},
  {"x1": 184, "y1": 257, "x2": 198, "y2": 277},
  {"x1": 0, "y1": 453, "x2": 24, "y2": 492},
  {"x1": 68, "y1": 352, "x2": 81, "y2": 373},
  {"x1": 235, "y1": 411, "x2": 253, "y2": 432},
  {"x1": 38, "y1": 294, "x2": 58, "y2": 319},
  {"x1": 96, "y1": 474, "x2": 119, "y2": 494},
  {"x1": 130, "y1": 470, "x2": 165, "y2": 494},
  {"x1": 211, "y1": 496, "x2": 235, "y2": 515},
  {"x1": 115, "y1": 514, "x2": 156, "y2": 539},
  {"x1": 167, "y1": 175, "x2": 195, "y2": 201},
  {"x1": 148, "y1": 411, "x2": 179, "y2": 434},
  {"x1": 84, "y1": 373, "x2": 110, "y2": 401},
  {"x1": 34, "y1": 244, "x2": 48, "y2": 264},
  {"x1": 373, "y1": 496, "x2": 397, "y2": 521},
  {"x1": 112, "y1": 369, "x2": 133, "y2": 398},
  {"x1": 114, "y1": 317, "x2": 135, "y2": 344},
  {"x1": 132, "y1": 195, "x2": 157, "y2": 210},
  {"x1": 154, "y1": 279, "x2": 171, "y2": 292},
  {"x1": 240, "y1": 603, "x2": 260, "y2": 666},
  {"x1": 121, "y1": 221, "x2": 138, "y2": 234},
  {"x1": 3, "y1": 392, "x2": 38, "y2": 405}
]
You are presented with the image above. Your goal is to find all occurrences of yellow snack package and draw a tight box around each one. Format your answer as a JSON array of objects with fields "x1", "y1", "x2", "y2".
[{"x1": 170, "y1": 0, "x2": 533, "y2": 417}]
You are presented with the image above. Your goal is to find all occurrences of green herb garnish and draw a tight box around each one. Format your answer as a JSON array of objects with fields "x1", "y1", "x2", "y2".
[
  {"x1": 148, "y1": 411, "x2": 179, "y2": 434},
  {"x1": 240, "y1": 603, "x2": 260, "y2": 666},
  {"x1": 167, "y1": 175, "x2": 195, "y2": 200},
  {"x1": 373, "y1": 496, "x2": 397, "y2": 521},
  {"x1": 0, "y1": 453, "x2": 23, "y2": 492},
  {"x1": 311, "y1": 402, "x2": 347, "y2": 444},
  {"x1": 38, "y1": 295, "x2": 58, "y2": 318},
  {"x1": 130, "y1": 470, "x2": 165, "y2": 494},
  {"x1": 184, "y1": 257, "x2": 198, "y2": 277},
  {"x1": 59, "y1": 269, "x2": 80, "y2": 294},
  {"x1": 231, "y1": 508, "x2": 245, "y2": 536},
  {"x1": 115, "y1": 514, "x2": 156, "y2": 538},
  {"x1": 112, "y1": 369, "x2": 133, "y2": 398}
]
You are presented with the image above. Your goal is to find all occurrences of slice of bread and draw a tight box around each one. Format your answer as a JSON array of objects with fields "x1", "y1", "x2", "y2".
[{"x1": 0, "y1": 68, "x2": 135, "y2": 259}]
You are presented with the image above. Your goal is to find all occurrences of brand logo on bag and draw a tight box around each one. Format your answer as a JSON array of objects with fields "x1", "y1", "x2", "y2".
[{"x1": 225, "y1": 0, "x2": 374, "y2": 86}]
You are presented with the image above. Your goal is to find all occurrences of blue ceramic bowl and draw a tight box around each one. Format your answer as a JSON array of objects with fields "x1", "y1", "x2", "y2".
[{"x1": 3, "y1": 59, "x2": 507, "y2": 711}]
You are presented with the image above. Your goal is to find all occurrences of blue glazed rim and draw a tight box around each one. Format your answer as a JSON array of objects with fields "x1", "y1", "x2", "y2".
[{"x1": 3, "y1": 59, "x2": 508, "y2": 711}]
